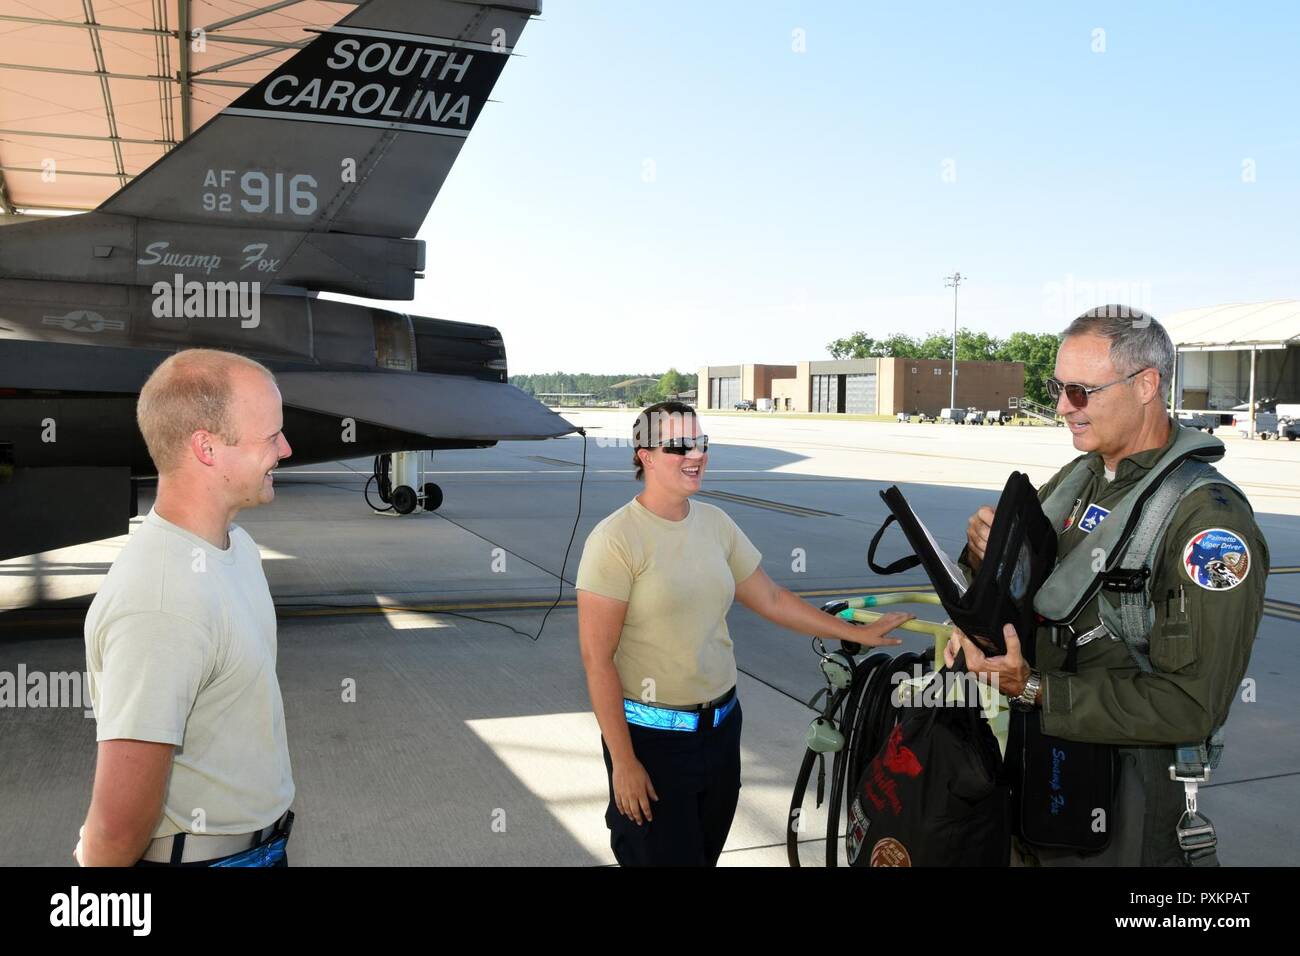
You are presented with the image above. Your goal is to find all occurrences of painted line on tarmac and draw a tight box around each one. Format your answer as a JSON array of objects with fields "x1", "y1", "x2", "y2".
[{"x1": 696, "y1": 488, "x2": 841, "y2": 518}]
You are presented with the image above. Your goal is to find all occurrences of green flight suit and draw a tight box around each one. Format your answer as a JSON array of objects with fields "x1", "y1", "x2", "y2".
[{"x1": 971, "y1": 419, "x2": 1269, "y2": 866}]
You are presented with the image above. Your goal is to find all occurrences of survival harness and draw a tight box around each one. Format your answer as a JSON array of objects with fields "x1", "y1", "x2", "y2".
[{"x1": 1033, "y1": 423, "x2": 1248, "y2": 866}]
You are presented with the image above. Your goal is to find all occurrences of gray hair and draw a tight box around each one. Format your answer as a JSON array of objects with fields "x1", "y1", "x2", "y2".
[{"x1": 1062, "y1": 305, "x2": 1174, "y2": 397}]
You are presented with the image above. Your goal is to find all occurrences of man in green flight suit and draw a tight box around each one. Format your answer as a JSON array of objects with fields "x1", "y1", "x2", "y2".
[{"x1": 951, "y1": 306, "x2": 1269, "y2": 866}]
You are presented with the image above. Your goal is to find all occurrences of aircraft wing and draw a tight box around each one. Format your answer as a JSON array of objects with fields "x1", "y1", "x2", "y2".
[{"x1": 275, "y1": 369, "x2": 575, "y2": 441}]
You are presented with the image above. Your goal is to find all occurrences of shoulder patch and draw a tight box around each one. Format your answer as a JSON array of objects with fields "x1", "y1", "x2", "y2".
[
  {"x1": 1077, "y1": 503, "x2": 1110, "y2": 533},
  {"x1": 1182, "y1": 528, "x2": 1251, "y2": 591}
]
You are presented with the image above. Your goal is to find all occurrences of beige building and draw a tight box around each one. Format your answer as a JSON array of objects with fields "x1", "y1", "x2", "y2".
[
  {"x1": 696, "y1": 365, "x2": 796, "y2": 409},
  {"x1": 699, "y1": 359, "x2": 1024, "y2": 416},
  {"x1": 884, "y1": 358, "x2": 1024, "y2": 416}
]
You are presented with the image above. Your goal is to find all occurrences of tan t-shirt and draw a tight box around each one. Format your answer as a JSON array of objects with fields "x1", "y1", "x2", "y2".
[
  {"x1": 84, "y1": 507, "x2": 294, "y2": 838},
  {"x1": 576, "y1": 497, "x2": 762, "y2": 706}
]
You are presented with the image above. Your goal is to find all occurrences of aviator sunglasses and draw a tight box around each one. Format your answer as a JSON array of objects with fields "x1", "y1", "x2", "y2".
[
  {"x1": 654, "y1": 435, "x2": 709, "y2": 455},
  {"x1": 1045, "y1": 369, "x2": 1145, "y2": 408}
]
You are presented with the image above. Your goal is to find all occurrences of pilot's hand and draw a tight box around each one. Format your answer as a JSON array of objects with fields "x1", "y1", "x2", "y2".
[
  {"x1": 965, "y1": 506, "x2": 996, "y2": 568},
  {"x1": 946, "y1": 623, "x2": 1030, "y2": 697}
]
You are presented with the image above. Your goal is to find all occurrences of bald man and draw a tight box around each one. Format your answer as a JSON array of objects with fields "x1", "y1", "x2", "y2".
[{"x1": 77, "y1": 348, "x2": 296, "y2": 866}]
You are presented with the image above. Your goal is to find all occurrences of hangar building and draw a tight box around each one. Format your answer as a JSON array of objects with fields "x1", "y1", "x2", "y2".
[
  {"x1": 698, "y1": 359, "x2": 1024, "y2": 416},
  {"x1": 1164, "y1": 300, "x2": 1300, "y2": 414}
]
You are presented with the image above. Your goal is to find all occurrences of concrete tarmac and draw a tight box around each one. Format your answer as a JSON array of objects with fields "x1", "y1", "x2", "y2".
[{"x1": 2, "y1": 410, "x2": 1296, "y2": 865}]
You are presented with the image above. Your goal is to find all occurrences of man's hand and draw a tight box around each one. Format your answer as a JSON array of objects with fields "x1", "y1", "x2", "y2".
[
  {"x1": 944, "y1": 623, "x2": 1031, "y2": 698},
  {"x1": 965, "y1": 505, "x2": 996, "y2": 569},
  {"x1": 612, "y1": 757, "x2": 659, "y2": 825}
]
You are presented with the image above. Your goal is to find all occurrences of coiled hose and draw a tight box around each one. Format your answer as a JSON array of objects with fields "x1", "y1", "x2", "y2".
[{"x1": 787, "y1": 596, "x2": 946, "y2": 867}]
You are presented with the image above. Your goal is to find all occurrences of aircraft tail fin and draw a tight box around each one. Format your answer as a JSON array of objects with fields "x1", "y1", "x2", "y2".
[{"x1": 99, "y1": 0, "x2": 540, "y2": 238}]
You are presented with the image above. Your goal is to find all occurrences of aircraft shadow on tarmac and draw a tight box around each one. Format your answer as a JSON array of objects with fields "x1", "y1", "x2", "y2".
[{"x1": 1, "y1": 434, "x2": 1296, "y2": 864}]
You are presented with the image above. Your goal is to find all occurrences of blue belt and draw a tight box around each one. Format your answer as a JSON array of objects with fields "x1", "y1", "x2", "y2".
[
  {"x1": 209, "y1": 835, "x2": 288, "y2": 867},
  {"x1": 623, "y1": 689, "x2": 738, "y2": 732},
  {"x1": 209, "y1": 810, "x2": 294, "y2": 867}
]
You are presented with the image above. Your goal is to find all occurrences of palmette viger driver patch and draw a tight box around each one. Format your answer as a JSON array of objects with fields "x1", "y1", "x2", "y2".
[{"x1": 1182, "y1": 528, "x2": 1251, "y2": 591}]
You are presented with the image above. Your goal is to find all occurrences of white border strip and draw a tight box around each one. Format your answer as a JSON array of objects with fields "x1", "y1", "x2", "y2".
[
  {"x1": 223, "y1": 107, "x2": 471, "y2": 137},
  {"x1": 328, "y1": 25, "x2": 511, "y2": 55}
]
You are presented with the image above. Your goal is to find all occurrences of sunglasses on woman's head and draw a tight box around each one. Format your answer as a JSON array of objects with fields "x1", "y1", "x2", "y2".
[
  {"x1": 655, "y1": 435, "x2": 709, "y2": 455},
  {"x1": 1045, "y1": 369, "x2": 1144, "y2": 408}
]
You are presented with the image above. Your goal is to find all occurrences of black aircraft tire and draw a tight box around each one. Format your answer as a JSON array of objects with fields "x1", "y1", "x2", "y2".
[
  {"x1": 422, "y1": 482, "x2": 444, "y2": 511},
  {"x1": 392, "y1": 485, "x2": 418, "y2": 514}
]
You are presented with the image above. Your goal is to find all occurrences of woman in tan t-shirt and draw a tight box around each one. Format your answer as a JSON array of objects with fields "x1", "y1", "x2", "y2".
[{"x1": 576, "y1": 401, "x2": 912, "y2": 866}]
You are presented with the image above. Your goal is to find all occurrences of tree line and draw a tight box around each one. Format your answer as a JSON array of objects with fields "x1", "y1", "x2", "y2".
[
  {"x1": 510, "y1": 370, "x2": 693, "y2": 406},
  {"x1": 514, "y1": 330, "x2": 1060, "y2": 408},
  {"x1": 828, "y1": 329, "x2": 1060, "y2": 406}
]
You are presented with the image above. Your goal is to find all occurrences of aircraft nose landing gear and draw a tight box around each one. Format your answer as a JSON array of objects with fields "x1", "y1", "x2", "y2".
[{"x1": 365, "y1": 452, "x2": 442, "y2": 514}]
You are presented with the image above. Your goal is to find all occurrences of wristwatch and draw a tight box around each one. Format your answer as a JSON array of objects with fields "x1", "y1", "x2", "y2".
[{"x1": 1010, "y1": 668, "x2": 1041, "y2": 711}]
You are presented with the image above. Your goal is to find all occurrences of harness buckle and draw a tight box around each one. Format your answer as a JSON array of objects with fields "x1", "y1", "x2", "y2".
[
  {"x1": 1169, "y1": 763, "x2": 1212, "y2": 785},
  {"x1": 1100, "y1": 566, "x2": 1151, "y2": 593},
  {"x1": 1176, "y1": 810, "x2": 1217, "y2": 852}
]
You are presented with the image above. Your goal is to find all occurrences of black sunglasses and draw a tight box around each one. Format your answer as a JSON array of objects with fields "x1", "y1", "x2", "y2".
[
  {"x1": 655, "y1": 435, "x2": 709, "y2": 455},
  {"x1": 1045, "y1": 370, "x2": 1144, "y2": 408}
]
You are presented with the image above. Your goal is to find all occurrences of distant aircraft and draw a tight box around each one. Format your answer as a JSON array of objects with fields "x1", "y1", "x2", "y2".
[{"x1": 0, "y1": 0, "x2": 572, "y2": 561}]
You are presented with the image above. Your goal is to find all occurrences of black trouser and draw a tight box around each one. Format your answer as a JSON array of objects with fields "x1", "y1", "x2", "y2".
[{"x1": 601, "y1": 700, "x2": 743, "y2": 866}]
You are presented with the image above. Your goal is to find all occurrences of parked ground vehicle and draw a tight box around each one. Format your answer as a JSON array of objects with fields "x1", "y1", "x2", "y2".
[
  {"x1": 1176, "y1": 410, "x2": 1215, "y2": 434},
  {"x1": 1230, "y1": 399, "x2": 1300, "y2": 439},
  {"x1": 1236, "y1": 410, "x2": 1278, "y2": 437},
  {"x1": 734, "y1": 399, "x2": 755, "y2": 411},
  {"x1": 938, "y1": 407, "x2": 966, "y2": 424},
  {"x1": 984, "y1": 410, "x2": 1005, "y2": 425},
  {"x1": 964, "y1": 408, "x2": 984, "y2": 425}
]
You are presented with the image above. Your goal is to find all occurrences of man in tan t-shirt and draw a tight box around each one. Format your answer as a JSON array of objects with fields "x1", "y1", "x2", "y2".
[{"x1": 76, "y1": 348, "x2": 295, "y2": 866}]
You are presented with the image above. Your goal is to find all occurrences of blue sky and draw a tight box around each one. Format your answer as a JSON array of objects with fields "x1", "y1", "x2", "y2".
[{"x1": 339, "y1": 1, "x2": 1300, "y2": 374}]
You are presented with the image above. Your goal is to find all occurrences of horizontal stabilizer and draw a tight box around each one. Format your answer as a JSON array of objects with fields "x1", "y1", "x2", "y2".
[{"x1": 276, "y1": 369, "x2": 574, "y2": 441}]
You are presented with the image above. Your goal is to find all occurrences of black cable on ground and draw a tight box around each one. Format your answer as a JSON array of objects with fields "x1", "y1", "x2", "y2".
[
  {"x1": 347, "y1": 430, "x2": 590, "y2": 642},
  {"x1": 363, "y1": 455, "x2": 395, "y2": 512},
  {"x1": 533, "y1": 427, "x2": 587, "y2": 642}
]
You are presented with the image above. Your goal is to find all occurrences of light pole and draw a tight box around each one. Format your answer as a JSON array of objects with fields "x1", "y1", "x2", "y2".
[{"x1": 944, "y1": 271, "x2": 964, "y2": 408}]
